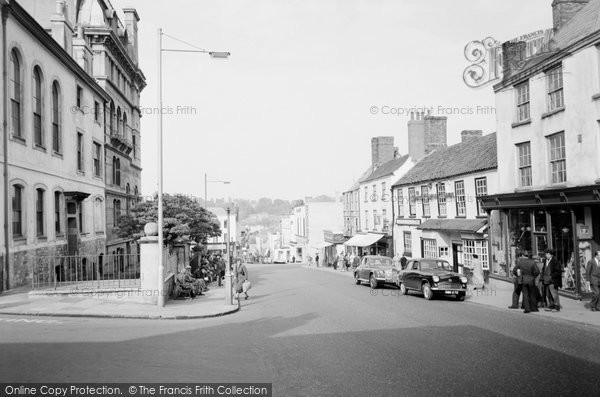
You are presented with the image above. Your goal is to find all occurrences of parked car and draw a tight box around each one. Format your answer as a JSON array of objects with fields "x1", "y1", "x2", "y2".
[
  {"x1": 354, "y1": 255, "x2": 399, "y2": 289},
  {"x1": 397, "y1": 258, "x2": 468, "y2": 301}
]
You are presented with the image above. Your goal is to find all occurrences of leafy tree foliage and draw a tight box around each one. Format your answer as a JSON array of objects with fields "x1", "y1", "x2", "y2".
[{"x1": 116, "y1": 194, "x2": 222, "y2": 244}]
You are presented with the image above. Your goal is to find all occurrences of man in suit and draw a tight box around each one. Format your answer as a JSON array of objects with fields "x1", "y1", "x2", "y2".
[
  {"x1": 586, "y1": 250, "x2": 600, "y2": 312},
  {"x1": 508, "y1": 250, "x2": 526, "y2": 309},
  {"x1": 544, "y1": 249, "x2": 562, "y2": 312},
  {"x1": 519, "y1": 252, "x2": 540, "y2": 313}
]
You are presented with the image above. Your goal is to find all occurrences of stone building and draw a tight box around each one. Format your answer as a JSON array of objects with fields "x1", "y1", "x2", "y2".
[{"x1": 1, "y1": 0, "x2": 111, "y2": 289}]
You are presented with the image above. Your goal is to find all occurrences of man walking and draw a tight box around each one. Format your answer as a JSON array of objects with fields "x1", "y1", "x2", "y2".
[
  {"x1": 508, "y1": 250, "x2": 525, "y2": 310},
  {"x1": 518, "y1": 252, "x2": 540, "y2": 313},
  {"x1": 544, "y1": 249, "x2": 562, "y2": 312},
  {"x1": 586, "y1": 250, "x2": 600, "y2": 312}
]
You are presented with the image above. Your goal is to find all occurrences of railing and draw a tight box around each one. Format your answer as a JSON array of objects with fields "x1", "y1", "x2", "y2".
[{"x1": 31, "y1": 254, "x2": 140, "y2": 291}]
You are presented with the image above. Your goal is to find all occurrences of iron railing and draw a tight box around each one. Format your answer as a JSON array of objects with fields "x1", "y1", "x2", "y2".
[{"x1": 31, "y1": 254, "x2": 140, "y2": 291}]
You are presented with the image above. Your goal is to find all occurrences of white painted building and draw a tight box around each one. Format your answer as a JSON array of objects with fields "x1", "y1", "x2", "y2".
[{"x1": 392, "y1": 132, "x2": 498, "y2": 274}]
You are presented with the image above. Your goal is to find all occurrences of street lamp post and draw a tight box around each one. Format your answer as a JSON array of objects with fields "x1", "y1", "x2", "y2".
[
  {"x1": 157, "y1": 29, "x2": 229, "y2": 307},
  {"x1": 204, "y1": 173, "x2": 230, "y2": 208},
  {"x1": 225, "y1": 207, "x2": 233, "y2": 305}
]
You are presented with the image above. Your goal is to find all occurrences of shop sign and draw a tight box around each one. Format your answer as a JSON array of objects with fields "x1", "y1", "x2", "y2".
[
  {"x1": 396, "y1": 218, "x2": 422, "y2": 226},
  {"x1": 324, "y1": 230, "x2": 346, "y2": 244},
  {"x1": 578, "y1": 224, "x2": 593, "y2": 239}
]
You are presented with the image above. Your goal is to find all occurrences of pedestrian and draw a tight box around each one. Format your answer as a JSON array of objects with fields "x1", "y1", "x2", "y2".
[
  {"x1": 233, "y1": 258, "x2": 250, "y2": 300},
  {"x1": 544, "y1": 249, "x2": 562, "y2": 312},
  {"x1": 400, "y1": 254, "x2": 408, "y2": 270},
  {"x1": 467, "y1": 254, "x2": 485, "y2": 290},
  {"x1": 315, "y1": 254, "x2": 320, "y2": 268},
  {"x1": 343, "y1": 253, "x2": 349, "y2": 271},
  {"x1": 518, "y1": 252, "x2": 540, "y2": 313},
  {"x1": 586, "y1": 250, "x2": 600, "y2": 312},
  {"x1": 508, "y1": 250, "x2": 525, "y2": 310}
]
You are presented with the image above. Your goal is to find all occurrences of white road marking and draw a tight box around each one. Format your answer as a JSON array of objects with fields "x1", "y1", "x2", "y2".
[{"x1": 0, "y1": 317, "x2": 63, "y2": 324}]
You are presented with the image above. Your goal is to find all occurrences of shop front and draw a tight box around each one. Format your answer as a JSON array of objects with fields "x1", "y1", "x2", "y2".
[
  {"x1": 343, "y1": 232, "x2": 389, "y2": 257},
  {"x1": 416, "y1": 219, "x2": 488, "y2": 275},
  {"x1": 481, "y1": 186, "x2": 600, "y2": 299}
]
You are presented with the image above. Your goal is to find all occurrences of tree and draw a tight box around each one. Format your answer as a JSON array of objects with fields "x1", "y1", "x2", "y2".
[{"x1": 116, "y1": 194, "x2": 222, "y2": 245}]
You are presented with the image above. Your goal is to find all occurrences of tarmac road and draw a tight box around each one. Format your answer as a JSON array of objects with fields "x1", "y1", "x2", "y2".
[{"x1": 1, "y1": 263, "x2": 599, "y2": 396}]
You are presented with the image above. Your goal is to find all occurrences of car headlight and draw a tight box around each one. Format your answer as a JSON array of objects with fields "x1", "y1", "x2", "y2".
[
  {"x1": 432, "y1": 275, "x2": 440, "y2": 283},
  {"x1": 460, "y1": 276, "x2": 468, "y2": 284}
]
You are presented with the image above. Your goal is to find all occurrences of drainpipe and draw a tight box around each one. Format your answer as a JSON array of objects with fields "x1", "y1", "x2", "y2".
[
  {"x1": 390, "y1": 186, "x2": 395, "y2": 257},
  {"x1": 2, "y1": 0, "x2": 10, "y2": 292}
]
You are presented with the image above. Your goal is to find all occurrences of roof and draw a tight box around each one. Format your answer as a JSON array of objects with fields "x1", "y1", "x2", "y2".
[
  {"x1": 344, "y1": 165, "x2": 375, "y2": 193},
  {"x1": 417, "y1": 219, "x2": 487, "y2": 233},
  {"x1": 207, "y1": 207, "x2": 227, "y2": 217},
  {"x1": 392, "y1": 133, "x2": 496, "y2": 187},
  {"x1": 361, "y1": 155, "x2": 410, "y2": 184},
  {"x1": 553, "y1": 0, "x2": 600, "y2": 50}
]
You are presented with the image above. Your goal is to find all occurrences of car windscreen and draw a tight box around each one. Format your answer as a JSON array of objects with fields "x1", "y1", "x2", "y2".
[
  {"x1": 420, "y1": 260, "x2": 452, "y2": 271},
  {"x1": 368, "y1": 259, "x2": 393, "y2": 268}
]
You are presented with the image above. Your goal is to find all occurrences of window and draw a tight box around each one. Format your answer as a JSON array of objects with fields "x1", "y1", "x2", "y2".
[
  {"x1": 423, "y1": 238, "x2": 438, "y2": 258},
  {"x1": 437, "y1": 183, "x2": 447, "y2": 217},
  {"x1": 77, "y1": 133, "x2": 84, "y2": 172},
  {"x1": 132, "y1": 135, "x2": 137, "y2": 159},
  {"x1": 33, "y1": 67, "x2": 43, "y2": 146},
  {"x1": 78, "y1": 201, "x2": 84, "y2": 233},
  {"x1": 381, "y1": 182, "x2": 386, "y2": 198},
  {"x1": 76, "y1": 85, "x2": 83, "y2": 108},
  {"x1": 364, "y1": 186, "x2": 368, "y2": 203},
  {"x1": 455, "y1": 181, "x2": 466, "y2": 217},
  {"x1": 463, "y1": 239, "x2": 489, "y2": 270},
  {"x1": 93, "y1": 142, "x2": 101, "y2": 177},
  {"x1": 408, "y1": 187, "x2": 416, "y2": 216},
  {"x1": 547, "y1": 66, "x2": 564, "y2": 112},
  {"x1": 373, "y1": 210, "x2": 378, "y2": 227},
  {"x1": 122, "y1": 113, "x2": 128, "y2": 139},
  {"x1": 382, "y1": 209, "x2": 388, "y2": 229},
  {"x1": 110, "y1": 102, "x2": 115, "y2": 135},
  {"x1": 421, "y1": 186, "x2": 430, "y2": 217},
  {"x1": 52, "y1": 81, "x2": 61, "y2": 153},
  {"x1": 475, "y1": 177, "x2": 488, "y2": 216},
  {"x1": 372, "y1": 184, "x2": 376, "y2": 201},
  {"x1": 36, "y1": 188, "x2": 44, "y2": 236},
  {"x1": 55, "y1": 191, "x2": 62, "y2": 235},
  {"x1": 516, "y1": 81, "x2": 530, "y2": 122},
  {"x1": 548, "y1": 132, "x2": 566, "y2": 184},
  {"x1": 117, "y1": 107, "x2": 122, "y2": 135},
  {"x1": 403, "y1": 232, "x2": 412, "y2": 256},
  {"x1": 517, "y1": 142, "x2": 532, "y2": 187},
  {"x1": 10, "y1": 49, "x2": 21, "y2": 137},
  {"x1": 439, "y1": 247, "x2": 449, "y2": 257},
  {"x1": 397, "y1": 188, "x2": 404, "y2": 218},
  {"x1": 114, "y1": 200, "x2": 121, "y2": 226},
  {"x1": 12, "y1": 185, "x2": 23, "y2": 237},
  {"x1": 113, "y1": 157, "x2": 121, "y2": 186},
  {"x1": 365, "y1": 210, "x2": 369, "y2": 230},
  {"x1": 94, "y1": 101, "x2": 100, "y2": 123}
]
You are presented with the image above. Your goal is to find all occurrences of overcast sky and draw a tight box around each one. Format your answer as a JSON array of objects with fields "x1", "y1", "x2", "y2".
[{"x1": 123, "y1": 0, "x2": 551, "y2": 201}]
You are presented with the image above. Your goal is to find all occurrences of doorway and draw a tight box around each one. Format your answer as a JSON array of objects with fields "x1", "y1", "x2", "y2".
[{"x1": 452, "y1": 243, "x2": 463, "y2": 274}]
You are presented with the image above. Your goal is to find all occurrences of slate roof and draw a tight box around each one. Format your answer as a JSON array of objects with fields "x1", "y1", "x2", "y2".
[
  {"x1": 553, "y1": 0, "x2": 600, "y2": 50},
  {"x1": 360, "y1": 155, "x2": 410, "y2": 184},
  {"x1": 392, "y1": 133, "x2": 497, "y2": 187},
  {"x1": 417, "y1": 218, "x2": 487, "y2": 233},
  {"x1": 344, "y1": 165, "x2": 375, "y2": 193}
]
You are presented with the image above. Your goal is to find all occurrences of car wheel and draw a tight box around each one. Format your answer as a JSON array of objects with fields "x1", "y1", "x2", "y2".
[
  {"x1": 422, "y1": 283, "x2": 434, "y2": 300},
  {"x1": 400, "y1": 283, "x2": 408, "y2": 295},
  {"x1": 457, "y1": 292, "x2": 465, "y2": 301},
  {"x1": 369, "y1": 274, "x2": 378, "y2": 289},
  {"x1": 354, "y1": 273, "x2": 361, "y2": 285}
]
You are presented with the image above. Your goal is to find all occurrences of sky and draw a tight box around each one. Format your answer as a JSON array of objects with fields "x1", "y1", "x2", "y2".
[{"x1": 122, "y1": 0, "x2": 552, "y2": 201}]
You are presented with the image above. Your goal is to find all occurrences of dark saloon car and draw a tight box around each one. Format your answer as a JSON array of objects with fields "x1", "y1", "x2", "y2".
[
  {"x1": 397, "y1": 258, "x2": 468, "y2": 300},
  {"x1": 354, "y1": 255, "x2": 399, "y2": 289}
]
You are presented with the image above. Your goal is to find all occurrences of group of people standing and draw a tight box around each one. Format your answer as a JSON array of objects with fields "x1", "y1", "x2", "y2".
[{"x1": 509, "y1": 248, "x2": 564, "y2": 313}]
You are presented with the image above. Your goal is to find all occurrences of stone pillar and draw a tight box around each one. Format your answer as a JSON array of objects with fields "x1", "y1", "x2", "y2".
[{"x1": 139, "y1": 223, "x2": 159, "y2": 304}]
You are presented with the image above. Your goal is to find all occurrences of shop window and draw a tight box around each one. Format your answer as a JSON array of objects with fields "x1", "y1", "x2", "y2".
[
  {"x1": 548, "y1": 209, "x2": 576, "y2": 293},
  {"x1": 462, "y1": 239, "x2": 489, "y2": 270},
  {"x1": 408, "y1": 187, "x2": 416, "y2": 216},
  {"x1": 509, "y1": 209, "x2": 532, "y2": 254}
]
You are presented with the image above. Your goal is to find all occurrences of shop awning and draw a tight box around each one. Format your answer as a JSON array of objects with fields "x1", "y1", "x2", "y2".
[
  {"x1": 344, "y1": 233, "x2": 385, "y2": 247},
  {"x1": 417, "y1": 219, "x2": 487, "y2": 233}
]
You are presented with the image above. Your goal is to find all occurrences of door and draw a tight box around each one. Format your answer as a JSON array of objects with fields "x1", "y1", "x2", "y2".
[
  {"x1": 66, "y1": 201, "x2": 79, "y2": 255},
  {"x1": 452, "y1": 243, "x2": 463, "y2": 274},
  {"x1": 405, "y1": 260, "x2": 420, "y2": 289}
]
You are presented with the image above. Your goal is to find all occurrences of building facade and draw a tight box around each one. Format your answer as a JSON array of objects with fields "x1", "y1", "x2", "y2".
[
  {"x1": 481, "y1": 0, "x2": 600, "y2": 298},
  {"x1": 1, "y1": 0, "x2": 111, "y2": 289},
  {"x1": 206, "y1": 207, "x2": 238, "y2": 252},
  {"x1": 392, "y1": 132, "x2": 497, "y2": 274}
]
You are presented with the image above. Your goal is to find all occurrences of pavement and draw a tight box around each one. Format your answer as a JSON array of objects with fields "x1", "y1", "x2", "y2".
[
  {"x1": 0, "y1": 282, "x2": 239, "y2": 319},
  {"x1": 302, "y1": 263, "x2": 600, "y2": 329}
]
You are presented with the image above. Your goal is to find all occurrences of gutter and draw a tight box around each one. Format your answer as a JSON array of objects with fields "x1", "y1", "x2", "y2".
[{"x1": 1, "y1": 0, "x2": 9, "y2": 292}]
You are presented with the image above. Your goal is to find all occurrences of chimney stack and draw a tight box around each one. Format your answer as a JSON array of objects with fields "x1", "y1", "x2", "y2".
[
  {"x1": 122, "y1": 8, "x2": 140, "y2": 65},
  {"x1": 371, "y1": 137, "x2": 395, "y2": 168},
  {"x1": 502, "y1": 41, "x2": 527, "y2": 80},
  {"x1": 552, "y1": 0, "x2": 590, "y2": 31},
  {"x1": 51, "y1": 0, "x2": 73, "y2": 54},
  {"x1": 408, "y1": 113, "x2": 448, "y2": 161},
  {"x1": 461, "y1": 130, "x2": 483, "y2": 143}
]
